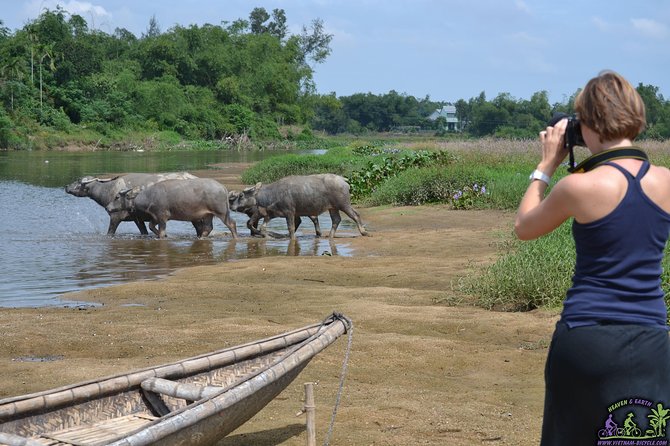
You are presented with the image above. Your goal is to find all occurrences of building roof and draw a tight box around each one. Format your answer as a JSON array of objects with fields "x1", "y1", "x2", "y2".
[{"x1": 428, "y1": 105, "x2": 458, "y2": 122}]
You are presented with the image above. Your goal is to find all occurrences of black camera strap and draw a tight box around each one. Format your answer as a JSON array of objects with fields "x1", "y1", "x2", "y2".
[{"x1": 568, "y1": 147, "x2": 649, "y2": 173}]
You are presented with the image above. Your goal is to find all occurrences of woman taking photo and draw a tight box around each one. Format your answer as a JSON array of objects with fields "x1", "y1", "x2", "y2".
[{"x1": 515, "y1": 70, "x2": 670, "y2": 444}]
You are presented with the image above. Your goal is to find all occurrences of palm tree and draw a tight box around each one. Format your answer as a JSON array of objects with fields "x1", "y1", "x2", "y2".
[
  {"x1": 27, "y1": 25, "x2": 38, "y2": 86},
  {"x1": 0, "y1": 57, "x2": 26, "y2": 110},
  {"x1": 647, "y1": 403, "x2": 670, "y2": 437},
  {"x1": 37, "y1": 44, "x2": 56, "y2": 110}
]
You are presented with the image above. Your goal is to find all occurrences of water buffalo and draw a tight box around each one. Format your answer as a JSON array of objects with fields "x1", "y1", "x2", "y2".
[
  {"x1": 106, "y1": 178, "x2": 237, "y2": 239},
  {"x1": 236, "y1": 202, "x2": 321, "y2": 237},
  {"x1": 65, "y1": 173, "x2": 213, "y2": 236},
  {"x1": 228, "y1": 174, "x2": 369, "y2": 240}
]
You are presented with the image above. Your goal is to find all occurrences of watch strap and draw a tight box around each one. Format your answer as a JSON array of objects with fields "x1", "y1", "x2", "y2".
[{"x1": 529, "y1": 169, "x2": 551, "y2": 185}]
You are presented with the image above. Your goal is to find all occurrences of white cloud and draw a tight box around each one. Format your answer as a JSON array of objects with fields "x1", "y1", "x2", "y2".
[
  {"x1": 592, "y1": 16, "x2": 610, "y2": 32},
  {"x1": 23, "y1": 0, "x2": 110, "y2": 25},
  {"x1": 515, "y1": 0, "x2": 532, "y2": 15},
  {"x1": 69, "y1": 1, "x2": 109, "y2": 18},
  {"x1": 631, "y1": 18, "x2": 668, "y2": 39}
]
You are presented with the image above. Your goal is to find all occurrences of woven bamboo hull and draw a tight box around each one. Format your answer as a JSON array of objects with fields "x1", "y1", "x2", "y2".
[{"x1": 0, "y1": 313, "x2": 351, "y2": 446}]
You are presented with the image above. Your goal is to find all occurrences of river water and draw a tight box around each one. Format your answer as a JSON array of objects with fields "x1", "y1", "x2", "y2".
[{"x1": 0, "y1": 150, "x2": 353, "y2": 308}]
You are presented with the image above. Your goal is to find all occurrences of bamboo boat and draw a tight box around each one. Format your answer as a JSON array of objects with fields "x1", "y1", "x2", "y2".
[{"x1": 0, "y1": 313, "x2": 352, "y2": 446}]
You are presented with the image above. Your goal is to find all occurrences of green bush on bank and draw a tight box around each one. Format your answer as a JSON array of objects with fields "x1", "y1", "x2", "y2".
[
  {"x1": 362, "y1": 154, "x2": 540, "y2": 210},
  {"x1": 364, "y1": 165, "x2": 489, "y2": 207},
  {"x1": 240, "y1": 147, "x2": 366, "y2": 184},
  {"x1": 347, "y1": 149, "x2": 457, "y2": 200},
  {"x1": 461, "y1": 222, "x2": 575, "y2": 311}
]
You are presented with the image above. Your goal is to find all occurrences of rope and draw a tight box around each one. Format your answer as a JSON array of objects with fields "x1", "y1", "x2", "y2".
[{"x1": 322, "y1": 314, "x2": 354, "y2": 446}]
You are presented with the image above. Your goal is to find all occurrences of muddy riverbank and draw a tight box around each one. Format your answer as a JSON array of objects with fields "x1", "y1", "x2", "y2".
[{"x1": 0, "y1": 164, "x2": 557, "y2": 445}]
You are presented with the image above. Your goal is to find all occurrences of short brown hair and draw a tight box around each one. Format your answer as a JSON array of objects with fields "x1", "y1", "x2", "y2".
[{"x1": 574, "y1": 70, "x2": 646, "y2": 142}]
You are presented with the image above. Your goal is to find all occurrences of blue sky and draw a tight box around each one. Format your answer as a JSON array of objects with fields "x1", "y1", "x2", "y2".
[{"x1": 2, "y1": 0, "x2": 669, "y2": 104}]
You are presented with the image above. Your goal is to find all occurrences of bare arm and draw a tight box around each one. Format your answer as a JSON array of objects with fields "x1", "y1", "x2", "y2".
[{"x1": 514, "y1": 119, "x2": 574, "y2": 240}]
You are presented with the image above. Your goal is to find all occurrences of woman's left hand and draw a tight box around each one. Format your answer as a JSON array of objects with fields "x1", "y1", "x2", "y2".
[{"x1": 538, "y1": 118, "x2": 569, "y2": 176}]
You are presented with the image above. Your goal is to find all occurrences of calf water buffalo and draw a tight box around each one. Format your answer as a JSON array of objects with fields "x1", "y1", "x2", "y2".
[
  {"x1": 239, "y1": 204, "x2": 321, "y2": 237},
  {"x1": 107, "y1": 178, "x2": 237, "y2": 239},
  {"x1": 228, "y1": 173, "x2": 369, "y2": 240},
  {"x1": 65, "y1": 173, "x2": 213, "y2": 236}
]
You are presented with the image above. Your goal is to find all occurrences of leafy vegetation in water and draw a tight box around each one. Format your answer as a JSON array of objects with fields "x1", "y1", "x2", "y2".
[{"x1": 346, "y1": 147, "x2": 457, "y2": 200}]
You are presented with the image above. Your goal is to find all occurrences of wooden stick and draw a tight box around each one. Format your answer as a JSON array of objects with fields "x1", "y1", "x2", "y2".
[
  {"x1": 140, "y1": 378, "x2": 222, "y2": 402},
  {"x1": 304, "y1": 382, "x2": 316, "y2": 446}
]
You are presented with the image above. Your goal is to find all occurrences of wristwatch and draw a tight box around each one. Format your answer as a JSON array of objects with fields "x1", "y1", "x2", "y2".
[{"x1": 529, "y1": 169, "x2": 551, "y2": 185}]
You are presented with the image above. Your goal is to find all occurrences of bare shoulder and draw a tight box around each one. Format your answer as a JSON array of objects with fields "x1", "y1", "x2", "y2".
[
  {"x1": 648, "y1": 163, "x2": 670, "y2": 179},
  {"x1": 641, "y1": 163, "x2": 670, "y2": 213},
  {"x1": 643, "y1": 163, "x2": 670, "y2": 188},
  {"x1": 554, "y1": 169, "x2": 617, "y2": 195},
  {"x1": 552, "y1": 168, "x2": 627, "y2": 223}
]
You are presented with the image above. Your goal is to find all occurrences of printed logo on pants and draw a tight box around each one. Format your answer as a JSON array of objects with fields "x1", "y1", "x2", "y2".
[{"x1": 596, "y1": 398, "x2": 669, "y2": 445}]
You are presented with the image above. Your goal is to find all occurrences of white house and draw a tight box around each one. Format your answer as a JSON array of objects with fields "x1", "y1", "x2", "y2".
[{"x1": 428, "y1": 105, "x2": 461, "y2": 131}]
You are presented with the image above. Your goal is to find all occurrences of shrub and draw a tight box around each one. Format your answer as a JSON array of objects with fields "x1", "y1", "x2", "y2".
[
  {"x1": 0, "y1": 109, "x2": 13, "y2": 149},
  {"x1": 296, "y1": 127, "x2": 315, "y2": 141},
  {"x1": 462, "y1": 219, "x2": 670, "y2": 314},
  {"x1": 347, "y1": 149, "x2": 457, "y2": 199},
  {"x1": 240, "y1": 149, "x2": 363, "y2": 184},
  {"x1": 461, "y1": 221, "x2": 575, "y2": 311},
  {"x1": 364, "y1": 165, "x2": 489, "y2": 207}
]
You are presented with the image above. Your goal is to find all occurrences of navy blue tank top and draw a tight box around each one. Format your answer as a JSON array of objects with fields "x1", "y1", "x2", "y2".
[{"x1": 562, "y1": 160, "x2": 670, "y2": 329}]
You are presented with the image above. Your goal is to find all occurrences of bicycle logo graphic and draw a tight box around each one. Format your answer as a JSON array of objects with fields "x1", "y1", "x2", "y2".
[{"x1": 596, "y1": 400, "x2": 670, "y2": 445}]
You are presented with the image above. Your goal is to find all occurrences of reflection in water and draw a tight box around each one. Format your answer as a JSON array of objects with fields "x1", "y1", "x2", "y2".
[
  {"x1": 76, "y1": 234, "x2": 345, "y2": 282},
  {"x1": 0, "y1": 180, "x2": 354, "y2": 308}
]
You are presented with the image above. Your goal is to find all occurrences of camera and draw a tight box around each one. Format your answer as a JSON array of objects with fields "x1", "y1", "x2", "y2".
[{"x1": 548, "y1": 112, "x2": 585, "y2": 150}]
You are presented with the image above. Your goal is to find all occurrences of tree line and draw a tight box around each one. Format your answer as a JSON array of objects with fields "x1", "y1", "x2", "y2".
[
  {"x1": 0, "y1": 6, "x2": 330, "y2": 148},
  {"x1": 311, "y1": 87, "x2": 670, "y2": 140},
  {"x1": 1, "y1": 7, "x2": 668, "y2": 149}
]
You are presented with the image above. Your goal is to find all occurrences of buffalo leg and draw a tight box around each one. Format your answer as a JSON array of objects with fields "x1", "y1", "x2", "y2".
[
  {"x1": 157, "y1": 221, "x2": 168, "y2": 239},
  {"x1": 258, "y1": 210, "x2": 271, "y2": 237},
  {"x1": 217, "y1": 210, "x2": 238, "y2": 239},
  {"x1": 148, "y1": 220, "x2": 159, "y2": 236},
  {"x1": 286, "y1": 214, "x2": 297, "y2": 240},
  {"x1": 247, "y1": 219, "x2": 264, "y2": 236},
  {"x1": 341, "y1": 206, "x2": 369, "y2": 236},
  {"x1": 248, "y1": 211, "x2": 265, "y2": 237},
  {"x1": 107, "y1": 213, "x2": 130, "y2": 235},
  {"x1": 308, "y1": 216, "x2": 321, "y2": 237},
  {"x1": 328, "y1": 210, "x2": 341, "y2": 238},
  {"x1": 295, "y1": 216, "x2": 321, "y2": 237},
  {"x1": 133, "y1": 218, "x2": 149, "y2": 235},
  {"x1": 107, "y1": 216, "x2": 122, "y2": 235}
]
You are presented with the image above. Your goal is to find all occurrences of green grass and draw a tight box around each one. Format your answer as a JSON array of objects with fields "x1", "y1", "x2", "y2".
[
  {"x1": 461, "y1": 222, "x2": 575, "y2": 311},
  {"x1": 461, "y1": 221, "x2": 670, "y2": 313},
  {"x1": 240, "y1": 147, "x2": 366, "y2": 184}
]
